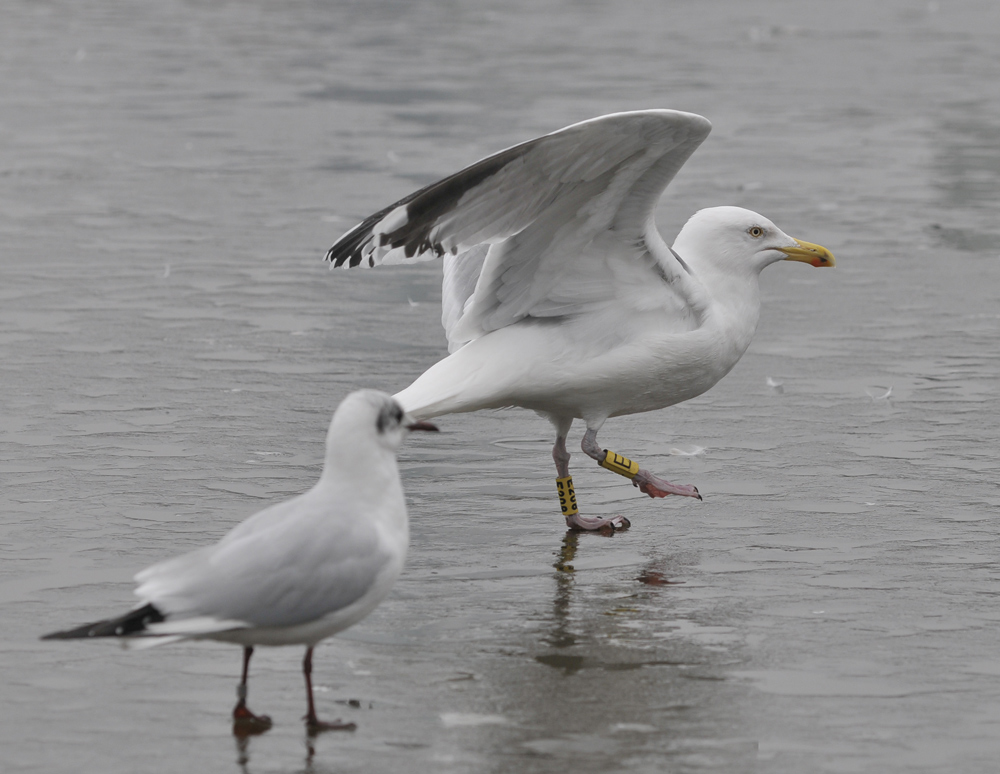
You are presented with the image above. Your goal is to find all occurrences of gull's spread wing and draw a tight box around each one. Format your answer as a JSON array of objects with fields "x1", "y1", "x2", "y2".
[{"x1": 326, "y1": 110, "x2": 712, "y2": 350}]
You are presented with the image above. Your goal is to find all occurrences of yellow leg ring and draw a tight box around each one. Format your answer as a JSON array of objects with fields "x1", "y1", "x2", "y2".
[
  {"x1": 556, "y1": 476, "x2": 579, "y2": 517},
  {"x1": 600, "y1": 450, "x2": 639, "y2": 478}
]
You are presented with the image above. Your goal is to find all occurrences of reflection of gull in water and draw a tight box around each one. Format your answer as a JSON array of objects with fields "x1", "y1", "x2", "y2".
[
  {"x1": 327, "y1": 110, "x2": 835, "y2": 532},
  {"x1": 42, "y1": 390, "x2": 437, "y2": 735},
  {"x1": 547, "y1": 531, "x2": 580, "y2": 653},
  {"x1": 544, "y1": 532, "x2": 683, "y2": 656}
]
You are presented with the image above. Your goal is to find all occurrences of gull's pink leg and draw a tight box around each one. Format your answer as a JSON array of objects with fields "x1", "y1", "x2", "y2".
[
  {"x1": 552, "y1": 431, "x2": 629, "y2": 533},
  {"x1": 232, "y1": 646, "x2": 273, "y2": 737},
  {"x1": 302, "y1": 646, "x2": 356, "y2": 734},
  {"x1": 553, "y1": 433, "x2": 571, "y2": 478},
  {"x1": 581, "y1": 428, "x2": 701, "y2": 501}
]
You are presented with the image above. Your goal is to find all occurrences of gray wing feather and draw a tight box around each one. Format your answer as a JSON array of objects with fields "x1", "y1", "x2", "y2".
[
  {"x1": 441, "y1": 244, "x2": 489, "y2": 353},
  {"x1": 326, "y1": 110, "x2": 712, "y2": 348},
  {"x1": 135, "y1": 496, "x2": 390, "y2": 628},
  {"x1": 325, "y1": 110, "x2": 711, "y2": 269}
]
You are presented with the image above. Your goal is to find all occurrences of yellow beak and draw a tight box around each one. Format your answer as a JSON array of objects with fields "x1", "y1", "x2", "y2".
[{"x1": 779, "y1": 239, "x2": 835, "y2": 268}]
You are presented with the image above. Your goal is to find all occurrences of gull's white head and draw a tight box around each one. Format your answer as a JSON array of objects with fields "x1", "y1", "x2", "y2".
[
  {"x1": 673, "y1": 206, "x2": 835, "y2": 278},
  {"x1": 326, "y1": 389, "x2": 438, "y2": 460}
]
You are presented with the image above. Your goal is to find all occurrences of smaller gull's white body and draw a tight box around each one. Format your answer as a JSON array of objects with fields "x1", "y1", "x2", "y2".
[
  {"x1": 43, "y1": 390, "x2": 438, "y2": 733},
  {"x1": 326, "y1": 111, "x2": 834, "y2": 531}
]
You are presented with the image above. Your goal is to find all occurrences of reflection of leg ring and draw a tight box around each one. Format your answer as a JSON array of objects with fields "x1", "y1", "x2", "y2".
[
  {"x1": 599, "y1": 450, "x2": 640, "y2": 478},
  {"x1": 556, "y1": 476, "x2": 579, "y2": 517}
]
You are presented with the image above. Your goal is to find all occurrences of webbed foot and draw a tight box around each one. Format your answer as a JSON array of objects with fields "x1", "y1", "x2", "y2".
[
  {"x1": 565, "y1": 512, "x2": 631, "y2": 534},
  {"x1": 632, "y1": 469, "x2": 701, "y2": 500},
  {"x1": 233, "y1": 701, "x2": 272, "y2": 737}
]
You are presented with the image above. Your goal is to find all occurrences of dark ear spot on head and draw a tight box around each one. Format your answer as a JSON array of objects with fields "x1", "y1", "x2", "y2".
[{"x1": 376, "y1": 402, "x2": 405, "y2": 433}]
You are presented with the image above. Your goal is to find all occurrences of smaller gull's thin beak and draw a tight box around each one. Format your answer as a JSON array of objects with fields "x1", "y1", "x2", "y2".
[
  {"x1": 406, "y1": 420, "x2": 439, "y2": 432},
  {"x1": 780, "y1": 239, "x2": 835, "y2": 268}
]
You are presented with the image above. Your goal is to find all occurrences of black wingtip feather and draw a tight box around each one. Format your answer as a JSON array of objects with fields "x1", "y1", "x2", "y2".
[
  {"x1": 324, "y1": 189, "x2": 426, "y2": 269},
  {"x1": 324, "y1": 110, "x2": 712, "y2": 271},
  {"x1": 324, "y1": 139, "x2": 533, "y2": 269},
  {"x1": 41, "y1": 603, "x2": 165, "y2": 641}
]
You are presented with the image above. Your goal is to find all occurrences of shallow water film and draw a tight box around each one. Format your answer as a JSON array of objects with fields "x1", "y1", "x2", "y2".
[{"x1": 3, "y1": 1, "x2": 1000, "y2": 772}]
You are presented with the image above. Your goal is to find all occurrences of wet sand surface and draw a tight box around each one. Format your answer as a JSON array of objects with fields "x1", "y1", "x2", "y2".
[{"x1": 3, "y1": 1, "x2": 1000, "y2": 772}]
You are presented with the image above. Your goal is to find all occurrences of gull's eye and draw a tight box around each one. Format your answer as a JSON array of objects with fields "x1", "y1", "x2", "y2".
[{"x1": 748, "y1": 226, "x2": 764, "y2": 238}]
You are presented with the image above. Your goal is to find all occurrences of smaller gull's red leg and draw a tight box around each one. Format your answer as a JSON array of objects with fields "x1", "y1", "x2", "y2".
[
  {"x1": 232, "y1": 646, "x2": 273, "y2": 737},
  {"x1": 302, "y1": 646, "x2": 357, "y2": 734}
]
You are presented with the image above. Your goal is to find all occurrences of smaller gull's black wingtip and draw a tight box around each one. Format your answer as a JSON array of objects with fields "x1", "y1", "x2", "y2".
[
  {"x1": 41, "y1": 625, "x2": 90, "y2": 641},
  {"x1": 41, "y1": 603, "x2": 165, "y2": 641}
]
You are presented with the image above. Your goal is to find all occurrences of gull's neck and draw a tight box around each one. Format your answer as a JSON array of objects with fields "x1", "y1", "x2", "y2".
[
  {"x1": 320, "y1": 440, "x2": 401, "y2": 498},
  {"x1": 673, "y1": 241, "x2": 763, "y2": 354},
  {"x1": 317, "y1": 443, "x2": 408, "y2": 536},
  {"x1": 323, "y1": 437, "x2": 393, "y2": 475}
]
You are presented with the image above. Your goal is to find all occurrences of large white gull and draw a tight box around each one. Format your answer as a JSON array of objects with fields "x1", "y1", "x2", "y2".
[
  {"x1": 326, "y1": 110, "x2": 834, "y2": 532},
  {"x1": 43, "y1": 390, "x2": 438, "y2": 735}
]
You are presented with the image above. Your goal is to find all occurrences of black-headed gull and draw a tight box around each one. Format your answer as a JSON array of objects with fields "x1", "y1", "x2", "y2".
[
  {"x1": 326, "y1": 111, "x2": 833, "y2": 532},
  {"x1": 42, "y1": 390, "x2": 438, "y2": 734}
]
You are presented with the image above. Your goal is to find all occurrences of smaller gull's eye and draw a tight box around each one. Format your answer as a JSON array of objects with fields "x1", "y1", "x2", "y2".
[
  {"x1": 748, "y1": 226, "x2": 764, "y2": 238},
  {"x1": 377, "y1": 403, "x2": 404, "y2": 433}
]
